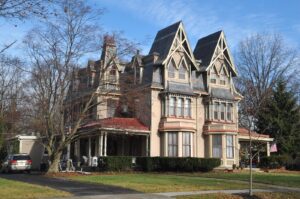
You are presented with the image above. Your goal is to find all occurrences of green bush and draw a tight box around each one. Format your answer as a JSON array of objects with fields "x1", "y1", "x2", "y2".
[
  {"x1": 286, "y1": 157, "x2": 300, "y2": 171},
  {"x1": 259, "y1": 155, "x2": 288, "y2": 169},
  {"x1": 136, "y1": 157, "x2": 220, "y2": 172},
  {"x1": 98, "y1": 156, "x2": 132, "y2": 171}
]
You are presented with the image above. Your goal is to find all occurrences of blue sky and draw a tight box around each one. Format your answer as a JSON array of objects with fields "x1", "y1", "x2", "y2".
[{"x1": 1, "y1": 0, "x2": 300, "y2": 62}]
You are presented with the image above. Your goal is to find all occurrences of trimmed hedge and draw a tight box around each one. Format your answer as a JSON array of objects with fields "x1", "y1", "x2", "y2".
[
  {"x1": 136, "y1": 157, "x2": 221, "y2": 172},
  {"x1": 259, "y1": 155, "x2": 288, "y2": 169},
  {"x1": 286, "y1": 157, "x2": 300, "y2": 171},
  {"x1": 98, "y1": 156, "x2": 221, "y2": 172},
  {"x1": 98, "y1": 156, "x2": 132, "y2": 171}
]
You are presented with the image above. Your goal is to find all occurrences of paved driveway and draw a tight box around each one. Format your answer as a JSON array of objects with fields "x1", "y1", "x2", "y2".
[{"x1": 0, "y1": 173, "x2": 139, "y2": 196}]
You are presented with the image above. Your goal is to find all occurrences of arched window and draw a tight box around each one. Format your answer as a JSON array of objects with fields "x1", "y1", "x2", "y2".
[
  {"x1": 168, "y1": 59, "x2": 176, "y2": 78},
  {"x1": 108, "y1": 66, "x2": 117, "y2": 82},
  {"x1": 179, "y1": 59, "x2": 187, "y2": 79}
]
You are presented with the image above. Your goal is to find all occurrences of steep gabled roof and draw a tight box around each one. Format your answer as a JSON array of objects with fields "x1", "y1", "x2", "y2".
[
  {"x1": 193, "y1": 31, "x2": 222, "y2": 67},
  {"x1": 149, "y1": 21, "x2": 181, "y2": 61},
  {"x1": 194, "y1": 31, "x2": 238, "y2": 76}
]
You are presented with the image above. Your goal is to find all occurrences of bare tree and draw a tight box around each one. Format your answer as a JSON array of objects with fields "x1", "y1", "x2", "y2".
[
  {"x1": 236, "y1": 33, "x2": 298, "y2": 109},
  {"x1": 24, "y1": 0, "x2": 138, "y2": 173}
]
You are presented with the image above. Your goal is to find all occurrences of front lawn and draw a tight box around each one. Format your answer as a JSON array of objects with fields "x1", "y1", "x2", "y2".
[
  {"x1": 0, "y1": 177, "x2": 71, "y2": 199},
  {"x1": 192, "y1": 171, "x2": 300, "y2": 188},
  {"x1": 71, "y1": 173, "x2": 263, "y2": 193}
]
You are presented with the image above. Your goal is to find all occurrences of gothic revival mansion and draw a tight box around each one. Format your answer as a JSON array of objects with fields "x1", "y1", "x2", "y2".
[{"x1": 65, "y1": 21, "x2": 272, "y2": 168}]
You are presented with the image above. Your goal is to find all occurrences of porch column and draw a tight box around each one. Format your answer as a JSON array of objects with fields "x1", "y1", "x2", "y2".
[
  {"x1": 88, "y1": 137, "x2": 91, "y2": 166},
  {"x1": 98, "y1": 133, "x2": 103, "y2": 156},
  {"x1": 267, "y1": 142, "x2": 270, "y2": 157},
  {"x1": 76, "y1": 139, "x2": 80, "y2": 167},
  {"x1": 178, "y1": 132, "x2": 182, "y2": 157},
  {"x1": 104, "y1": 132, "x2": 107, "y2": 156}
]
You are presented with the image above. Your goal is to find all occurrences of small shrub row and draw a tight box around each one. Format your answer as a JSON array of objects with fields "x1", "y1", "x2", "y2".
[
  {"x1": 136, "y1": 157, "x2": 221, "y2": 172},
  {"x1": 259, "y1": 155, "x2": 288, "y2": 169}
]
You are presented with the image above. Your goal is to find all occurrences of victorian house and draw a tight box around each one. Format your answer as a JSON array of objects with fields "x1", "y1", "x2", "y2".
[{"x1": 65, "y1": 21, "x2": 273, "y2": 168}]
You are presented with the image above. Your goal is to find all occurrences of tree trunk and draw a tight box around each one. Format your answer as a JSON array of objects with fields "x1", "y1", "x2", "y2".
[
  {"x1": 47, "y1": 152, "x2": 62, "y2": 173},
  {"x1": 249, "y1": 138, "x2": 253, "y2": 196}
]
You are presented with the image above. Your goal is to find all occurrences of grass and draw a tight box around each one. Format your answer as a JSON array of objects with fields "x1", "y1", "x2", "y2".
[
  {"x1": 0, "y1": 177, "x2": 71, "y2": 199},
  {"x1": 71, "y1": 173, "x2": 263, "y2": 193},
  {"x1": 176, "y1": 192, "x2": 300, "y2": 199},
  {"x1": 190, "y1": 171, "x2": 300, "y2": 188}
]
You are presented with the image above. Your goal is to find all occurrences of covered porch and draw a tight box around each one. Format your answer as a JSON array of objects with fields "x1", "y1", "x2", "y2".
[
  {"x1": 67, "y1": 118, "x2": 150, "y2": 166},
  {"x1": 238, "y1": 128, "x2": 274, "y2": 168}
]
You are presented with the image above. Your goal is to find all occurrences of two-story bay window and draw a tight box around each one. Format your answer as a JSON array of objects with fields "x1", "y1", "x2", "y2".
[
  {"x1": 220, "y1": 103, "x2": 225, "y2": 120},
  {"x1": 177, "y1": 98, "x2": 184, "y2": 116},
  {"x1": 168, "y1": 132, "x2": 178, "y2": 157},
  {"x1": 212, "y1": 135, "x2": 222, "y2": 158},
  {"x1": 184, "y1": 99, "x2": 191, "y2": 117},
  {"x1": 169, "y1": 97, "x2": 176, "y2": 116},
  {"x1": 227, "y1": 104, "x2": 232, "y2": 121},
  {"x1": 226, "y1": 135, "x2": 234, "y2": 158},
  {"x1": 182, "y1": 132, "x2": 191, "y2": 157},
  {"x1": 214, "y1": 102, "x2": 219, "y2": 120}
]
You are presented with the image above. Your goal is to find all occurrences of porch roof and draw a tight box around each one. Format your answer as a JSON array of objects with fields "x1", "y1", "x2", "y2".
[
  {"x1": 238, "y1": 128, "x2": 273, "y2": 142},
  {"x1": 81, "y1": 117, "x2": 150, "y2": 133}
]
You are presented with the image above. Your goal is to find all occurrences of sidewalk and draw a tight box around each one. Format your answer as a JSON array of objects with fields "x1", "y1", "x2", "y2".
[{"x1": 52, "y1": 187, "x2": 299, "y2": 199}]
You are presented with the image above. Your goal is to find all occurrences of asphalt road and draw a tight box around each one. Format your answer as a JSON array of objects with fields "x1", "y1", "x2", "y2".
[{"x1": 0, "y1": 173, "x2": 139, "y2": 196}]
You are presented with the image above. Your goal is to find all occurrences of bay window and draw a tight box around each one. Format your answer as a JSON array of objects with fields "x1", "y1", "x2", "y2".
[
  {"x1": 169, "y1": 97, "x2": 176, "y2": 116},
  {"x1": 214, "y1": 102, "x2": 219, "y2": 120},
  {"x1": 227, "y1": 104, "x2": 232, "y2": 121},
  {"x1": 184, "y1": 99, "x2": 191, "y2": 117},
  {"x1": 226, "y1": 135, "x2": 234, "y2": 158},
  {"x1": 177, "y1": 98, "x2": 184, "y2": 116},
  {"x1": 220, "y1": 103, "x2": 225, "y2": 120},
  {"x1": 168, "y1": 133, "x2": 178, "y2": 157},
  {"x1": 182, "y1": 132, "x2": 191, "y2": 157},
  {"x1": 212, "y1": 135, "x2": 222, "y2": 158}
]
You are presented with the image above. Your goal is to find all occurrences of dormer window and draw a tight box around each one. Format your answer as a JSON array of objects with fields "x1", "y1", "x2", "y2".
[
  {"x1": 179, "y1": 59, "x2": 187, "y2": 79},
  {"x1": 211, "y1": 74, "x2": 217, "y2": 84},
  {"x1": 168, "y1": 59, "x2": 176, "y2": 78}
]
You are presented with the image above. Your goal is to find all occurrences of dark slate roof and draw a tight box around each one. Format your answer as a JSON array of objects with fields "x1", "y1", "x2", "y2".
[
  {"x1": 211, "y1": 87, "x2": 235, "y2": 100},
  {"x1": 167, "y1": 81, "x2": 194, "y2": 95},
  {"x1": 149, "y1": 21, "x2": 181, "y2": 61},
  {"x1": 193, "y1": 31, "x2": 222, "y2": 67}
]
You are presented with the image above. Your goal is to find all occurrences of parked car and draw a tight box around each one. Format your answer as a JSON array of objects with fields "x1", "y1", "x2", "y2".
[{"x1": 1, "y1": 154, "x2": 32, "y2": 173}]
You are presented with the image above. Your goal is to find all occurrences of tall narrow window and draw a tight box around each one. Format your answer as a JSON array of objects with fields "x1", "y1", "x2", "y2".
[
  {"x1": 226, "y1": 135, "x2": 234, "y2": 158},
  {"x1": 107, "y1": 99, "x2": 118, "y2": 118},
  {"x1": 205, "y1": 105, "x2": 209, "y2": 120},
  {"x1": 177, "y1": 98, "x2": 184, "y2": 116},
  {"x1": 182, "y1": 132, "x2": 191, "y2": 157},
  {"x1": 169, "y1": 97, "x2": 176, "y2": 116},
  {"x1": 210, "y1": 74, "x2": 217, "y2": 84},
  {"x1": 184, "y1": 99, "x2": 191, "y2": 117},
  {"x1": 214, "y1": 102, "x2": 219, "y2": 120},
  {"x1": 227, "y1": 104, "x2": 232, "y2": 121},
  {"x1": 220, "y1": 103, "x2": 225, "y2": 120},
  {"x1": 109, "y1": 66, "x2": 117, "y2": 82},
  {"x1": 179, "y1": 60, "x2": 186, "y2": 79},
  {"x1": 168, "y1": 133, "x2": 178, "y2": 157},
  {"x1": 168, "y1": 59, "x2": 176, "y2": 78},
  {"x1": 212, "y1": 135, "x2": 222, "y2": 158}
]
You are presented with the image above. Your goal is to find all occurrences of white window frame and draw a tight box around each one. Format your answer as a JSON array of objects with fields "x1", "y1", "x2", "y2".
[
  {"x1": 168, "y1": 132, "x2": 178, "y2": 157},
  {"x1": 226, "y1": 135, "x2": 234, "y2": 158},
  {"x1": 212, "y1": 135, "x2": 222, "y2": 158},
  {"x1": 182, "y1": 132, "x2": 191, "y2": 157}
]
